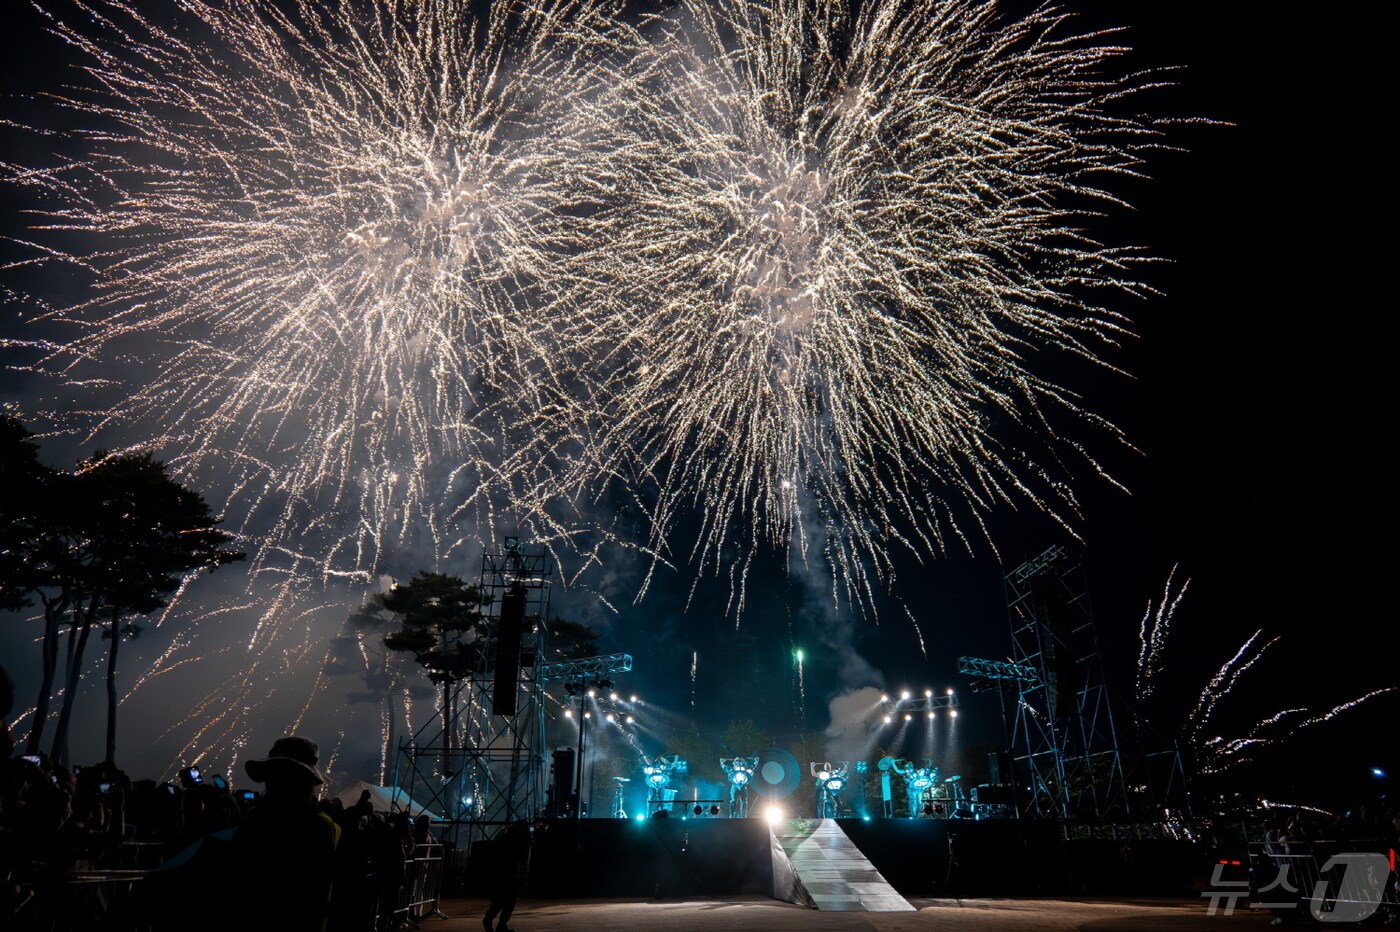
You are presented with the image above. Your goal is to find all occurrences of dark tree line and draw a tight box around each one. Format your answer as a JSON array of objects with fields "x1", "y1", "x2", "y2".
[{"x1": 1, "y1": 415, "x2": 244, "y2": 764}]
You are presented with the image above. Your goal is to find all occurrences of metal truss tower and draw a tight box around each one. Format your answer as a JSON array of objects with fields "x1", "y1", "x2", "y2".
[
  {"x1": 397, "y1": 539, "x2": 553, "y2": 841},
  {"x1": 1004, "y1": 546, "x2": 1127, "y2": 821}
]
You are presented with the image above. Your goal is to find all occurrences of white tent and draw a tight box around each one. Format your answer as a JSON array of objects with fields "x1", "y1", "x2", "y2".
[{"x1": 332, "y1": 780, "x2": 442, "y2": 821}]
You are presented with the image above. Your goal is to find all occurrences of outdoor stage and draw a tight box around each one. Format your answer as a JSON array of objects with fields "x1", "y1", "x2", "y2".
[{"x1": 504, "y1": 818, "x2": 1201, "y2": 901}]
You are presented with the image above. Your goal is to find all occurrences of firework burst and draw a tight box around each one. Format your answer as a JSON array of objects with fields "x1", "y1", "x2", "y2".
[
  {"x1": 3, "y1": 0, "x2": 638, "y2": 582},
  {"x1": 574, "y1": 0, "x2": 1171, "y2": 608}
]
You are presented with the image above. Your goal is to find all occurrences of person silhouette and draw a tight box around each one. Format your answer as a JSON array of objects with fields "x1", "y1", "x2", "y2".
[
  {"x1": 229, "y1": 736, "x2": 341, "y2": 931},
  {"x1": 482, "y1": 820, "x2": 532, "y2": 932}
]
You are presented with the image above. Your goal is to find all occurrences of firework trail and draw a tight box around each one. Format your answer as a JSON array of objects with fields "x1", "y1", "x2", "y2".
[
  {"x1": 574, "y1": 0, "x2": 1172, "y2": 608},
  {"x1": 1136, "y1": 565, "x2": 1187, "y2": 701},
  {"x1": 1135, "y1": 569, "x2": 1394, "y2": 780}
]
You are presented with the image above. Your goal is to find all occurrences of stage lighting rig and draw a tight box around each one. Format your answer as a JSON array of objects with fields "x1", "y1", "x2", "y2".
[{"x1": 880, "y1": 689, "x2": 959, "y2": 720}]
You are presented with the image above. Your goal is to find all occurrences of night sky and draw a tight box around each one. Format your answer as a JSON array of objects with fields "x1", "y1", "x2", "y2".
[{"x1": 1, "y1": 0, "x2": 1390, "y2": 812}]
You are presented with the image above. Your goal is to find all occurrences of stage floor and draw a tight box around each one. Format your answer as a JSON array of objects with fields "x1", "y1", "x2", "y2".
[{"x1": 431, "y1": 895, "x2": 1281, "y2": 930}]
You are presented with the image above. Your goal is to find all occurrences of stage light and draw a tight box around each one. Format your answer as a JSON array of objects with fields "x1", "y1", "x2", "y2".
[
  {"x1": 946, "y1": 688, "x2": 955, "y2": 695},
  {"x1": 635, "y1": 814, "x2": 646, "y2": 822},
  {"x1": 904, "y1": 713, "x2": 912, "y2": 721},
  {"x1": 630, "y1": 695, "x2": 639, "y2": 703},
  {"x1": 563, "y1": 709, "x2": 573, "y2": 718},
  {"x1": 926, "y1": 711, "x2": 935, "y2": 719},
  {"x1": 611, "y1": 693, "x2": 619, "y2": 701},
  {"x1": 583, "y1": 711, "x2": 592, "y2": 719},
  {"x1": 764, "y1": 805, "x2": 785, "y2": 826},
  {"x1": 883, "y1": 715, "x2": 892, "y2": 724},
  {"x1": 881, "y1": 694, "x2": 889, "y2": 703},
  {"x1": 605, "y1": 713, "x2": 615, "y2": 723},
  {"x1": 587, "y1": 688, "x2": 596, "y2": 698},
  {"x1": 1373, "y1": 768, "x2": 1387, "y2": 778},
  {"x1": 795, "y1": 648, "x2": 804, "y2": 662},
  {"x1": 863, "y1": 815, "x2": 872, "y2": 822},
  {"x1": 949, "y1": 710, "x2": 958, "y2": 718},
  {"x1": 626, "y1": 715, "x2": 635, "y2": 724},
  {"x1": 925, "y1": 689, "x2": 933, "y2": 698},
  {"x1": 901, "y1": 690, "x2": 911, "y2": 700}
]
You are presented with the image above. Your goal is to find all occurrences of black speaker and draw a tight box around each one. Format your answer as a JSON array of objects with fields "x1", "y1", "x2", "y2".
[
  {"x1": 492, "y1": 585, "x2": 526, "y2": 715},
  {"x1": 988, "y1": 750, "x2": 1012, "y2": 785},
  {"x1": 548, "y1": 748, "x2": 575, "y2": 817}
]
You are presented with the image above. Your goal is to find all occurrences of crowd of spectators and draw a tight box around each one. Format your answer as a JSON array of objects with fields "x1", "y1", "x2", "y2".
[{"x1": 0, "y1": 744, "x2": 444, "y2": 931}]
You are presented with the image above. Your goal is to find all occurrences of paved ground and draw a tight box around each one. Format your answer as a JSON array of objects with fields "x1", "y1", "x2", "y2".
[{"x1": 427, "y1": 895, "x2": 1285, "y2": 931}]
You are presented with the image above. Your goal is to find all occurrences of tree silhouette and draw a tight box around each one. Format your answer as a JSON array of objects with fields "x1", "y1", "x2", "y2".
[
  {"x1": 374, "y1": 572, "x2": 489, "y2": 756},
  {"x1": 1, "y1": 420, "x2": 243, "y2": 763}
]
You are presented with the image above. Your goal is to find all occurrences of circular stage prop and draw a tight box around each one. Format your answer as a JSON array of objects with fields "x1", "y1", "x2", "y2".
[{"x1": 752, "y1": 748, "x2": 801, "y2": 799}]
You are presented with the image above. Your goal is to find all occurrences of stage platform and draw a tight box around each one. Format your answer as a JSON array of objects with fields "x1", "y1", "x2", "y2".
[{"x1": 502, "y1": 818, "x2": 1201, "y2": 901}]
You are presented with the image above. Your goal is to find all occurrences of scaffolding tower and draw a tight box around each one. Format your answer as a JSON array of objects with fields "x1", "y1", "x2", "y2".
[
  {"x1": 397, "y1": 539, "x2": 553, "y2": 842},
  {"x1": 1004, "y1": 546, "x2": 1127, "y2": 820}
]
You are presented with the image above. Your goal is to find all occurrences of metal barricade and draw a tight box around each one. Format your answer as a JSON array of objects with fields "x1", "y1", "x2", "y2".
[
  {"x1": 1247, "y1": 838, "x2": 1399, "y2": 924},
  {"x1": 373, "y1": 842, "x2": 447, "y2": 930}
]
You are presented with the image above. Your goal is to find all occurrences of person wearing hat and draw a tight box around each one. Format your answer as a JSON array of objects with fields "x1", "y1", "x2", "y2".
[{"x1": 228, "y1": 736, "x2": 341, "y2": 931}]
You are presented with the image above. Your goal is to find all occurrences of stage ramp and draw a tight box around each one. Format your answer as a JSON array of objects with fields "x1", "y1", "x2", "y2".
[{"x1": 770, "y1": 819, "x2": 915, "y2": 912}]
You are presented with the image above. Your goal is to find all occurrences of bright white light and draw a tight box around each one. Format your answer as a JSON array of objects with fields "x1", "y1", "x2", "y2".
[
  {"x1": 946, "y1": 689, "x2": 955, "y2": 696},
  {"x1": 901, "y1": 690, "x2": 911, "y2": 700},
  {"x1": 564, "y1": 710, "x2": 573, "y2": 719},
  {"x1": 927, "y1": 711, "x2": 935, "y2": 719},
  {"x1": 611, "y1": 693, "x2": 619, "y2": 701},
  {"x1": 949, "y1": 710, "x2": 958, "y2": 718},
  {"x1": 883, "y1": 715, "x2": 892, "y2": 724},
  {"x1": 583, "y1": 711, "x2": 592, "y2": 719},
  {"x1": 924, "y1": 689, "x2": 933, "y2": 698},
  {"x1": 587, "y1": 689, "x2": 596, "y2": 698},
  {"x1": 881, "y1": 694, "x2": 889, "y2": 703},
  {"x1": 904, "y1": 713, "x2": 912, "y2": 721},
  {"x1": 626, "y1": 715, "x2": 635, "y2": 724},
  {"x1": 818, "y1": 770, "x2": 830, "y2": 781},
  {"x1": 606, "y1": 713, "x2": 615, "y2": 723},
  {"x1": 764, "y1": 805, "x2": 785, "y2": 826},
  {"x1": 630, "y1": 695, "x2": 639, "y2": 703}
]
